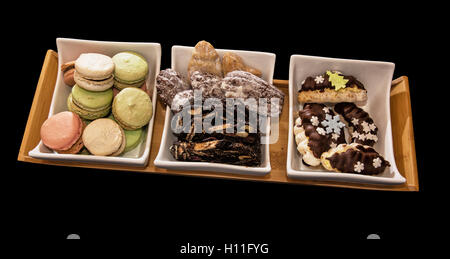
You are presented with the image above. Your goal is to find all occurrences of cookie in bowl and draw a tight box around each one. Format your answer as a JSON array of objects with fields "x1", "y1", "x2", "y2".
[{"x1": 297, "y1": 71, "x2": 367, "y2": 103}]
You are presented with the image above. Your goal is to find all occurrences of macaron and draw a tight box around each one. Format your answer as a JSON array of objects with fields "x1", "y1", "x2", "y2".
[
  {"x1": 82, "y1": 118, "x2": 126, "y2": 156},
  {"x1": 112, "y1": 52, "x2": 148, "y2": 90},
  {"x1": 40, "y1": 111, "x2": 85, "y2": 154},
  {"x1": 112, "y1": 87, "x2": 153, "y2": 130},
  {"x1": 74, "y1": 53, "x2": 115, "y2": 91},
  {"x1": 67, "y1": 84, "x2": 113, "y2": 120},
  {"x1": 61, "y1": 61, "x2": 76, "y2": 87},
  {"x1": 108, "y1": 114, "x2": 144, "y2": 153}
]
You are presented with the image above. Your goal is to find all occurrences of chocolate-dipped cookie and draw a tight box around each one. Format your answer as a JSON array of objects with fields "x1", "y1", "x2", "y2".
[
  {"x1": 156, "y1": 68, "x2": 191, "y2": 107},
  {"x1": 334, "y1": 102, "x2": 378, "y2": 146},
  {"x1": 294, "y1": 103, "x2": 346, "y2": 166},
  {"x1": 298, "y1": 71, "x2": 367, "y2": 103},
  {"x1": 321, "y1": 143, "x2": 390, "y2": 175}
]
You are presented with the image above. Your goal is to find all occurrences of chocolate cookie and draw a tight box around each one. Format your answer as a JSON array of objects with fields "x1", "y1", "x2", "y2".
[
  {"x1": 295, "y1": 103, "x2": 346, "y2": 166},
  {"x1": 170, "y1": 107, "x2": 261, "y2": 166},
  {"x1": 221, "y1": 71, "x2": 284, "y2": 116},
  {"x1": 298, "y1": 71, "x2": 367, "y2": 103},
  {"x1": 334, "y1": 102, "x2": 378, "y2": 146},
  {"x1": 321, "y1": 143, "x2": 390, "y2": 175},
  {"x1": 171, "y1": 89, "x2": 194, "y2": 113},
  {"x1": 190, "y1": 71, "x2": 224, "y2": 100},
  {"x1": 156, "y1": 68, "x2": 191, "y2": 107}
]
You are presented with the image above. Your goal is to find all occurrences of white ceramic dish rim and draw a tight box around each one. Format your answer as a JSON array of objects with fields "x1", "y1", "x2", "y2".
[
  {"x1": 154, "y1": 45, "x2": 277, "y2": 175},
  {"x1": 28, "y1": 38, "x2": 161, "y2": 167},
  {"x1": 286, "y1": 54, "x2": 406, "y2": 185}
]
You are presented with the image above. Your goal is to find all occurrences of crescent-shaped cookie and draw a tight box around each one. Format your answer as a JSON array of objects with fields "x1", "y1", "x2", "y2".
[
  {"x1": 321, "y1": 143, "x2": 390, "y2": 175},
  {"x1": 294, "y1": 103, "x2": 346, "y2": 166}
]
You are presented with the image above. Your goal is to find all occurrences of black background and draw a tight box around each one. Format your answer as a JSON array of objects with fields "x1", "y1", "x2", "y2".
[{"x1": 9, "y1": 4, "x2": 439, "y2": 253}]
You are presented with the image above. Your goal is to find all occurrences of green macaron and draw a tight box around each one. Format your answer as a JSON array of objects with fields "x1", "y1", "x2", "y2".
[
  {"x1": 112, "y1": 87, "x2": 153, "y2": 130},
  {"x1": 112, "y1": 51, "x2": 148, "y2": 89},
  {"x1": 67, "y1": 94, "x2": 110, "y2": 120},
  {"x1": 67, "y1": 84, "x2": 113, "y2": 120}
]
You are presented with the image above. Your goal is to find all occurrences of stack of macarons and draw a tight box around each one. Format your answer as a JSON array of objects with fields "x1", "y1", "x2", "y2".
[
  {"x1": 68, "y1": 53, "x2": 115, "y2": 120},
  {"x1": 44, "y1": 51, "x2": 153, "y2": 157}
]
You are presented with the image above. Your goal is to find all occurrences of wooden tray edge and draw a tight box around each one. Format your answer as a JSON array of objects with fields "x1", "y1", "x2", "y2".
[
  {"x1": 18, "y1": 49, "x2": 58, "y2": 161},
  {"x1": 391, "y1": 76, "x2": 419, "y2": 191}
]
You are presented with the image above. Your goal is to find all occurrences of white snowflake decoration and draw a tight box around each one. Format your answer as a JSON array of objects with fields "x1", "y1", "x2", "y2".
[
  {"x1": 351, "y1": 118, "x2": 359, "y2": 125},
  {"x1": 373, "y1": 157, "x2": 382, "y2": 168},
  {"x1": 322, "y1": 106, "x2": 330, "y2": 113},
  {"x1": 361, "y1": 121, "x2": 371, "y2": 133},
  {"x1": 366, "y1": 133, "x2": 378, "y2": 142},
  {"x1": 358, "y1": 134, "x2": 367, "y2": 141},
  {"x1": 331, "y1": 133, "x2": 339, "y2": 140},
  {"x1": 321, "y1": 114, "x2": 346, "y2": 135},
  {"x1": 354, "y1": 161, "x2": 365, "y2": 173},
  {"x1": 316, "y1": 127, "x2": 326, "y2": 136},
  {"x1": 369, "y1": 123, "x2": 377, "y2": 131},
  {"x1": 315, "y1": 75, "x2": 325, "y2": 84},
  {"x1": 366, "y1": 133, "x2": 374, "y2": 140},
  {"x1": 351, "y1": 131, "x2": 360, "y2": 139},
  {"x1": 330, "y1": 142, "x2": 337, "y2": 148},
  {"x1": 310, "y1": 116, "x2": 320, "y2": 126}
]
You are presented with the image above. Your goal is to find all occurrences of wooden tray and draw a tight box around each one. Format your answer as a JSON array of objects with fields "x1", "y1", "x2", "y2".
[{"x1": 17, "y1": 50, "x2": 419, "y2": 191}]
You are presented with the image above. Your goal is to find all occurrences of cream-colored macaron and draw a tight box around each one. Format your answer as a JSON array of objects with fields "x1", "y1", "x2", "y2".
[
  {"x1": 75, "y1": 53, "x2": 115, "y2": 80},
  {"x1": 74, "y1": 53, "x2": 115, "y2": 91},
  {"x1": 82, "y1": 118, "x2": 126, "y2": 156}
]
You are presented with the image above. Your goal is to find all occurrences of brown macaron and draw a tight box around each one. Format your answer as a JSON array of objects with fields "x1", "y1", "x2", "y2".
[{"x1": 61, "y1": 61, "x2": 76, "y2": 87}]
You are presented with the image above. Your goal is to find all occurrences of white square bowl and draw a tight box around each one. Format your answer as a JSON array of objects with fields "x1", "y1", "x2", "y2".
[
  {"x1": 286, "y1": 54, "x2": 406, "y2": 185},
  {"x1": 28, "y1": 38, "x2": 161, "y2": 167},
  {"x1": 154, "y1": 45, "x2": 276, "y2": 175}
]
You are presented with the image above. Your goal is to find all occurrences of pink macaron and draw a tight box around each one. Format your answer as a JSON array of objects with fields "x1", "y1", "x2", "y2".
[{"x1": 40, "y1": 111, "x2": 84, "y2": 154}]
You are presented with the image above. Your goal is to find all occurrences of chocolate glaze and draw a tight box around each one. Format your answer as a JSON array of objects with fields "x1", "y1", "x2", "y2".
[
  {"x1": 327, "y1": 144, "x2": 390, "y2": 175},
  {"x1": 299, "y1": 72, "x2": 365, "y2": 92},
  {"x1": 171, "y1": 106, "x2": 262, "y2": 166},
  {"x1": 298, "y1": 103, "x2": 346, "y2": 158},
  {"x1": 334, "y1": 102, "x2": 378, "y2": 146}
]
